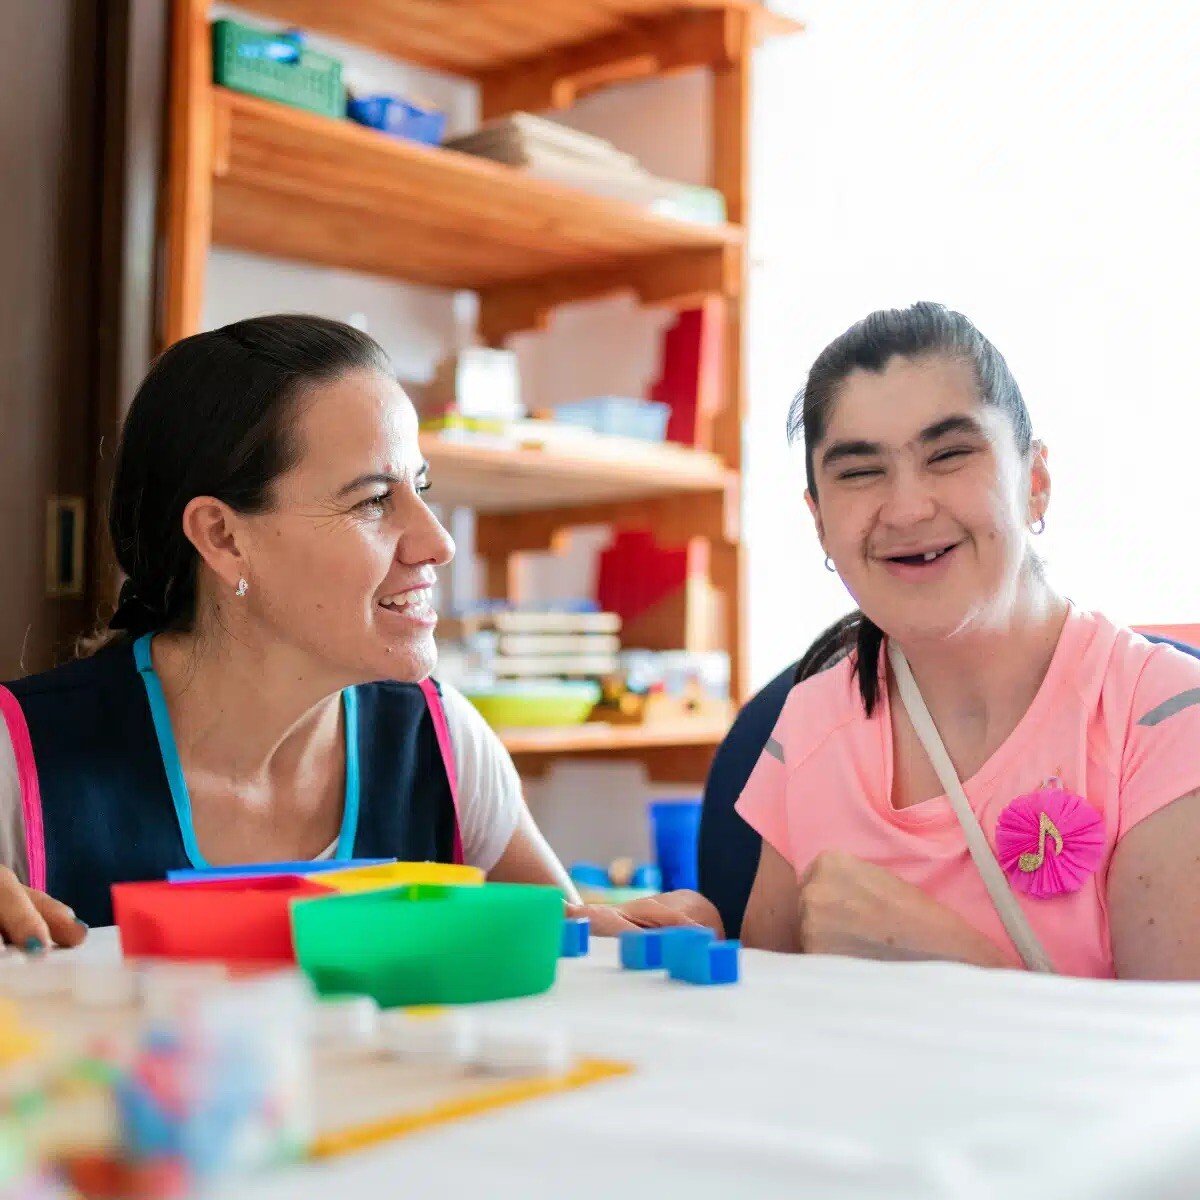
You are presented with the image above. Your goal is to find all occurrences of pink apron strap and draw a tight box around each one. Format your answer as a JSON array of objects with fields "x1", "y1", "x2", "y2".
[
  {"x1": 0, "y1": 686, "x2": 46, "y2": 892},
  {"x1": 418, "y1": 679, "x2": 464, "y2": 866}
]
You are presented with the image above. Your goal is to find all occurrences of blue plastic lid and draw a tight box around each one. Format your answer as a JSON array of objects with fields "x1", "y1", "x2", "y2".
[{"x1": 166, "y1": 857, "x2": 395, "y2": 883}]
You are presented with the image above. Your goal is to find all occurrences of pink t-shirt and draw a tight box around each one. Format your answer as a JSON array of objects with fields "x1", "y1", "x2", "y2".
[{"x1": 736, "y1": 607, "x2": 1200, "y2": 978}]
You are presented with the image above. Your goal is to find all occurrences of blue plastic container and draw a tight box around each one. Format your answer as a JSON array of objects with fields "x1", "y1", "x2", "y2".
[
  {"x1": 347, "y1": 95, "x2": 446, "y2": 146},
  {"x1": 648, "y1": 799, "x2": 702, "y2": 892},
  {"x1": 568, "y1": 862, "x2": 612, "y2": 890},
  {"x1": 553, "y1": 397, "x2": 670, "y2": 442}
]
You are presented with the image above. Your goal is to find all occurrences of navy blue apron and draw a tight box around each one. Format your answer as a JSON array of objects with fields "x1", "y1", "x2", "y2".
[{"x1": 0, "y1": 636, "x2": 461, "y2": 926}]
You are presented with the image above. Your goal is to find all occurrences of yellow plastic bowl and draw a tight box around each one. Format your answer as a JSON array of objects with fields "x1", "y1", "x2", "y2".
[{"x1": 463, "y1": 682, "x2": 600, "y2": 728}]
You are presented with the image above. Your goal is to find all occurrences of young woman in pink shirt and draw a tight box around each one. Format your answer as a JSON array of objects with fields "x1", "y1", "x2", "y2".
[{"x1": 739, "y1": 302, "x2": 1200, "y2": 979}]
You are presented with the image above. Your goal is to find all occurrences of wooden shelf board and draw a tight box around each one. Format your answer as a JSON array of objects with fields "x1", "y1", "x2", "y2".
[
  {"x1": 210, "y1": 89, "x2": 742, "y2": 296},
  {"x1": 420, "y1": 433, "x2": 732, "y2": 513},
  {"x1": 234, "y1": 2, "x2": 802, "y2": 75},
  {"x1": 500, "y1": 719, "x2": 728, "y2": 756}
]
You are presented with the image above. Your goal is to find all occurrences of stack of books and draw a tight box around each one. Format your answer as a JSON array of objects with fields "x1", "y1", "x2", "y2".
[
  {"x1": 444, "y1": 114, "x2": 725, "y2": 224},
  {"x1": 439, "y1": 610, "x2": 621, "y2": 680}
]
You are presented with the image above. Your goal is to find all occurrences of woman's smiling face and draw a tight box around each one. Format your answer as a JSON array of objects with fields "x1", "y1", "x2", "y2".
[
  {"x1": 806, "y1": 354, "x2": 1050, "y2": 645},
  {"x1": 230, "y1": 368, "x2": 456, "y2": 684}
]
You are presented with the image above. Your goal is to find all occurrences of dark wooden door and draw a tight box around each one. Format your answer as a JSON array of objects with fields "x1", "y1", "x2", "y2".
[{"x1": 0, "y1": 1, "x2": 165, "y2": 678}]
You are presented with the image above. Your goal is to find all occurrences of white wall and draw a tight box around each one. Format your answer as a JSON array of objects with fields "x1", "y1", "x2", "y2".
[{"x1": 744, "y1": 0, "x2": 1200, "y2": 688}]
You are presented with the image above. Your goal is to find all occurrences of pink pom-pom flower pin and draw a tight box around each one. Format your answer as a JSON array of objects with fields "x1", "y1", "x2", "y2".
[{"x1": 995, "y1": 786, "x2": 1105, "y2": 898}]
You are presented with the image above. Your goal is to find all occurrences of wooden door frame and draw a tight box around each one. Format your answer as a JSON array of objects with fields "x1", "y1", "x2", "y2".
[{"x1": 82, "y1": 0, "x2": 170, "y2": 633}]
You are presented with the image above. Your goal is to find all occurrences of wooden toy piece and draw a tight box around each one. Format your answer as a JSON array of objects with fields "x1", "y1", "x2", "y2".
[
  {"x1": 608, "y1": 857, "x2": 635, "y2": 887},
  {"x1": 307, "y1": 1057, "x2": 632, "y2": 1161}
]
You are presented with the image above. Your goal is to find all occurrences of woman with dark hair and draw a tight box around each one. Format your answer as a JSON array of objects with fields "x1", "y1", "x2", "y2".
[
  {"x1": 0, "y1": 315, "x2": 718, "y2": 943},
  {"x1": 739, "y1": 302, "x2": 1200, "y2": 978}
]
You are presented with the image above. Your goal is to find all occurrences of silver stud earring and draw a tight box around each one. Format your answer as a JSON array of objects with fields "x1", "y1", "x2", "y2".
[
  {"x1": 1030, "y1": 517, "x2": 1046, "y2": 536},
  {"x1": 235, "y1": 578, "x2": 248, "y2": 597},
  {"x1": 824, "y1": 556, "x2": 837, "y2": 573}
]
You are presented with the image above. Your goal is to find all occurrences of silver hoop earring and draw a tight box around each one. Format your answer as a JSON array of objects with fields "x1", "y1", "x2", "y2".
[
  {"x1": 235, "y1": 578, "x2": 248, "y2": 597},
  {"x1": 824, "y1": 556, "x2": 837, "y2": 573},
  {"x1": 1030, "y1": 517, "x2": 1046, "y2": 536}
]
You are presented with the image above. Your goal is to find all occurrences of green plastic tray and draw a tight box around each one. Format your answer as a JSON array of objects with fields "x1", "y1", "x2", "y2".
[
  {"x1": 212, "y1": 19, "x2": 345, "y2": 119},
  {"x1": 290, "y1": 883, "x2": 563, "y2": 1007}
]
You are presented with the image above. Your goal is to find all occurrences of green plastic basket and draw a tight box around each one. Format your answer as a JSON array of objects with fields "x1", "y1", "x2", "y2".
[
  {"x1": 290, "y1": 883, "x2": 563, "y2": 1007},
  {"x1": 212, "y1": 19, "x2": 345, "y2": 119}
]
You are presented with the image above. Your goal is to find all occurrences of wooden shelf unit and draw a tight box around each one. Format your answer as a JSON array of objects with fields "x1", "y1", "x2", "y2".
[
  {"x1": 420, "y1": 433, "x2": 734, "y2": 514},
  {"x1": 500, "y1": 719, "x2": 729, "y2": 783},
  {"x1": 227, "y1": 1, "x2": 802, "y2": 77},
  {"x1": 163, "y1": 0, "x2": 801, "y2": 780},
  {"x1": 210, "y1": 88, "x2": 743, "y2": 343}
]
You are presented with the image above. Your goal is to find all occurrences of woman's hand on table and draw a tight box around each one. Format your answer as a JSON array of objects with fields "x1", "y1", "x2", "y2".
[
  {"x1": 795, "y1": 851, "x2": 1008, "y2": 967},
  {"x1": 0, "y1": 867, "x2": 88, "y2": 951},
  {"x1": 568, "y1": 889, "x2": 725, "y2": 938}
]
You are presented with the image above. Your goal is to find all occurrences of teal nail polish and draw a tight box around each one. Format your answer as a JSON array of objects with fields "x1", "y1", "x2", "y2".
[
  {"x1": 74, "y1": 917, "x2": 89, "y2": 930},
  {"x1": 24, "y1": 936, "x2": 44, "y2": 954}
]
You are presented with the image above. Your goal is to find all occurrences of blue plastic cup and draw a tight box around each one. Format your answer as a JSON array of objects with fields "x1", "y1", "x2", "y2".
[{"x1": 648, "y1": 799, "x2": 703, "y2": 892}]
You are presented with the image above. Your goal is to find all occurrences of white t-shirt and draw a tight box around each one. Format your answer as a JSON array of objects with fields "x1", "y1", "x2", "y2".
[{"x1": 0, "y1": 681, "x2": 522, "y2": 884}]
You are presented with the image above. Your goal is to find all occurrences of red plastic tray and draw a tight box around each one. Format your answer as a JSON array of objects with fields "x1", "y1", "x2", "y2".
[{"x1": 112, "y1": 876, "x2": 332, "y2": 965}]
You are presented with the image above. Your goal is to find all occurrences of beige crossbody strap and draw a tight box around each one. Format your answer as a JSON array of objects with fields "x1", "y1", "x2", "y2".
[{"x1": 886, "y1": 642, "x2": 1056, "y2": 974}]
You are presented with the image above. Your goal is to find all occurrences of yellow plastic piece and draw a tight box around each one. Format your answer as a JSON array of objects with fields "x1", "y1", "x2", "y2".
[
  {"x1": 0, "y1": 998, "x2": 43, "y2": 1065},
  {"x1": 316, "y1": 862, "x2": 484, "y2": 894},
  {"x1": 309, "y1": 1057, "x2": 632, "y2": 1159}
]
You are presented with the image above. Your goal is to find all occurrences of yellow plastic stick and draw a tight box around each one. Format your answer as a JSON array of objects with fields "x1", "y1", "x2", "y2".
[{"x1": 309, "y1": 1058, "x2": 632, "y2": 1159}]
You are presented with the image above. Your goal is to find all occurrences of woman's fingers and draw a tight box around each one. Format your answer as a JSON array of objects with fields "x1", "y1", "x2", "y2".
[
  {"x1": 566, "y1": 903, "x2": 639, "y2": 936},
  {"x1": 613, "y1": 897, "x2": 700, "y2": 929},
  {"x1": 29, "y1": 889, "x2": 87, "y2": 948},
  {"x1": 0, "y1": 867, "x2": 53, "y2": 950},
  {"x1": 567, "y1": 892, "x2": 726, "y2": 938},
  {"x1": 0, "y1": 868, "x2": 86, "y2": 950},
  {"x1": 645, "y1": 890, "x2": 725, "y2": 936}
]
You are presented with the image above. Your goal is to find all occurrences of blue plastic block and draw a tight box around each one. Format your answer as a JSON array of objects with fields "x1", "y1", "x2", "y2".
[
  {"x1": 668, "y1": 939, "x2": 741, "y2": 986},
  {"x1": 659, "y1": 927, "x2": 715, "y2": 976},
  {"x1": 630, "y1": 864, "x2": 662, "y2": 890},
  {"x1": 619, "y1": 929, "x2": 665, "y2": 970},
  {"x1": 560, "y1": 917, "x2": 590, "y2": 958}
]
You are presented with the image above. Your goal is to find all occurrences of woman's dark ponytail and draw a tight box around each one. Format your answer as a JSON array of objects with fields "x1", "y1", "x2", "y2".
[{"x1": 792, "y1": 610, "x2": 885, "y2": 715}]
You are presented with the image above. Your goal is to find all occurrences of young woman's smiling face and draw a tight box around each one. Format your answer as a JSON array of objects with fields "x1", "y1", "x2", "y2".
[{"x1": 806, "y1": 354, "x2": 1050, "y2": 645}]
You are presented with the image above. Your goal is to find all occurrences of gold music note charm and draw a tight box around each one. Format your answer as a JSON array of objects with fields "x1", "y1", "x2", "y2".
[{"x1": 1018, "y1": 811, "x2": 1064, "y2": 873}]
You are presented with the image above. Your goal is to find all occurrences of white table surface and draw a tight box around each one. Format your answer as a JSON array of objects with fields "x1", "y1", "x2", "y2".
[{"x1": 73, "y1": 929, "x2": 1200, "y2": 1200}]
